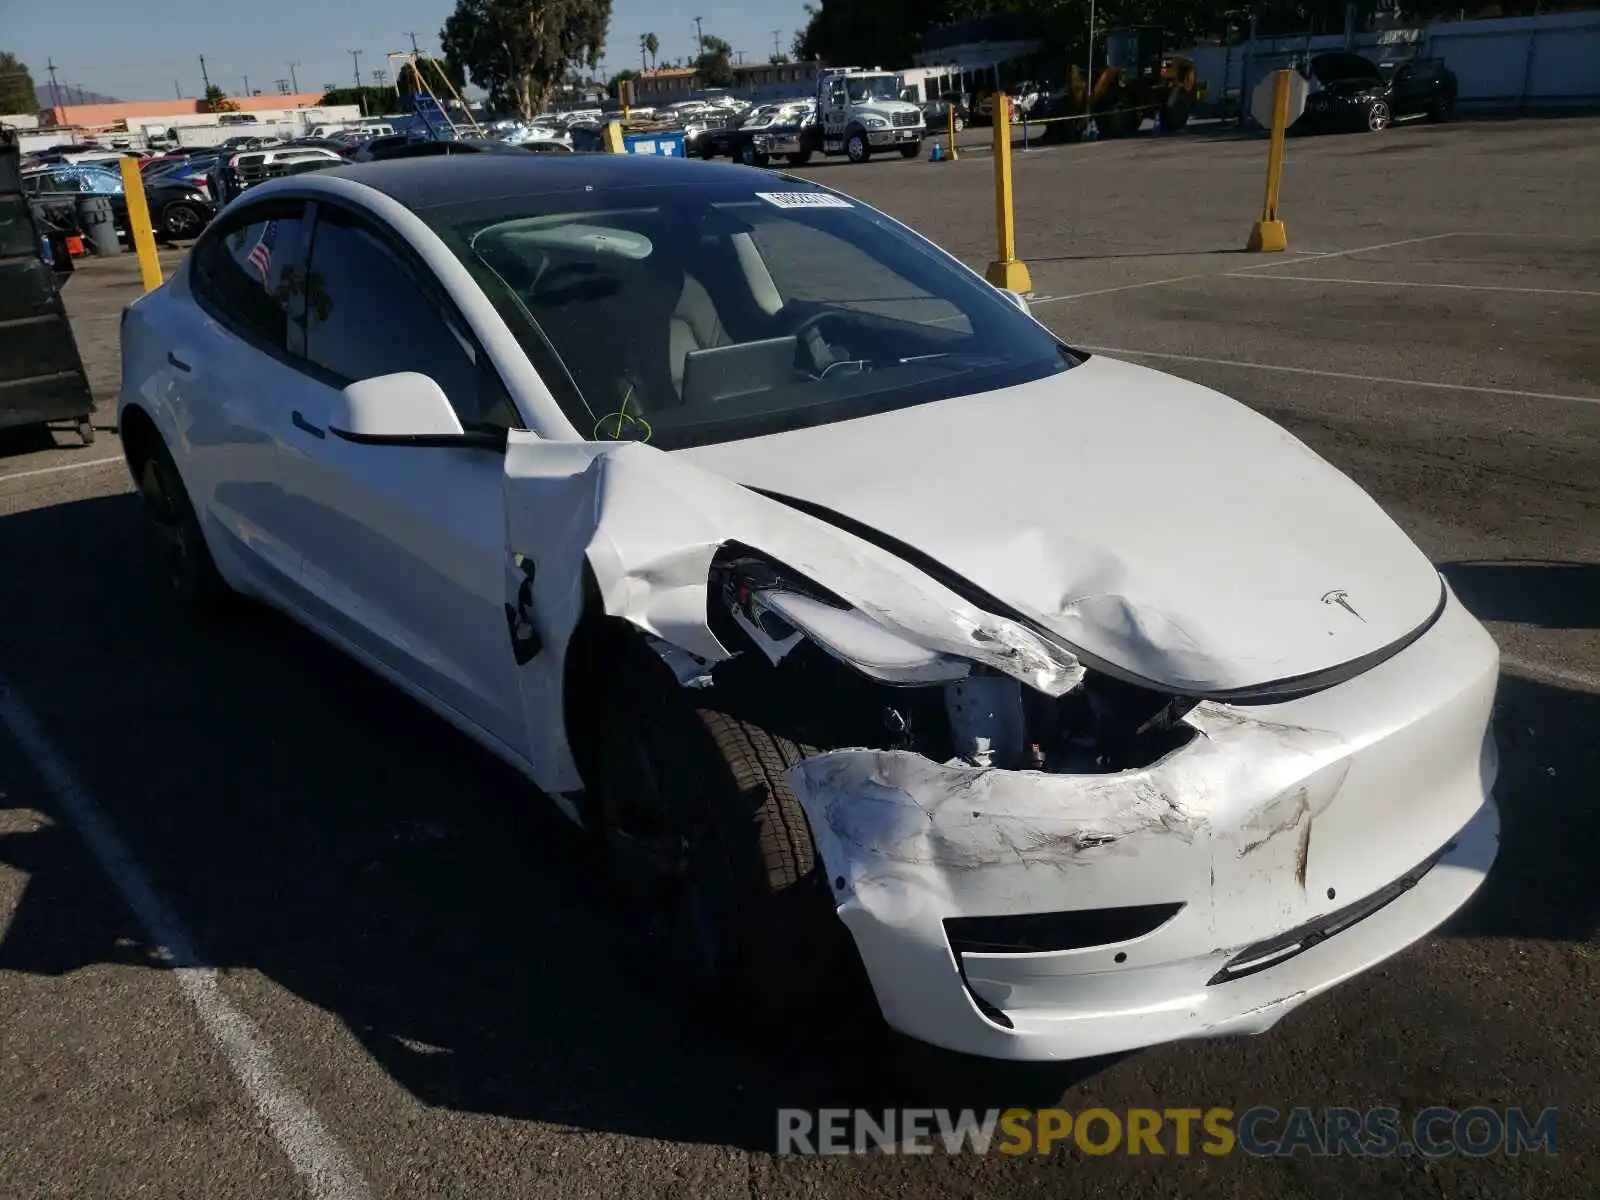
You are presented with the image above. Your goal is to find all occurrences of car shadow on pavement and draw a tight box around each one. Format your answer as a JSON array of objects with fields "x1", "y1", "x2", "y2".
[
  {"x1": 0, "y1": 493, "x2": 1594, "y2": 1151},
  {"x1": 1441, "y1": 560, "x2": 1600, "y2": 630}
]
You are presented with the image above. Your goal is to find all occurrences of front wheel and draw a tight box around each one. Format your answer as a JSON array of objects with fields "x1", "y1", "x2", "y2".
[
  {"x1": 786, "y1": 150, "x2": 812, "y2": 166},
  {"x1": 1366, "y1": 100, "x2": 1391, "y2": 132},
  {"x1": 845, "y1": 130, "x2": 871, "y2": 163},
  {"x1": 586, "y1": 637, "x2": 872, "y2": 1036},
  {"x1": 740, "y1": 143, "x2": 769, "y2": 168},
  {"x1": 953, "y1": 115, "x2": 966, "y2": 132},
  {"x1": 899, "y1": 142, "x2": 919, "y2": 159}
]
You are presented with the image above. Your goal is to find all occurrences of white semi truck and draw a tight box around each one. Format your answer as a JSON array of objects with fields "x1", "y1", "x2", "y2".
[{"x1": 783, "y1": 67, "x2": 925, "y2": 165}]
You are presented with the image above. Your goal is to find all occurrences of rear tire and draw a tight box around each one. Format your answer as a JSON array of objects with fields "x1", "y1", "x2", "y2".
[
  {"x1": 585, "y1": 634, "x2": 874, "y2": 1040},
  {"x1": 1428, "y1": 92, "x2": 1455, "y2": 123},
  {"x1": 1163, "y1": 88, "x2": 1193, "y2": 131},
  {"x1": 133, "y1": 435, "x2": 235, "y2": 618},
  {"x1": 786, "y1": 150, "x2": 812, "y2": 166},
  {"x1": 899, "y1": 142, "x2": 919, "y2": 159}
]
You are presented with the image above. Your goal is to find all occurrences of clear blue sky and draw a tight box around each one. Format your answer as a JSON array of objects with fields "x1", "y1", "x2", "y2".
[{"x1": 2, "y1": 0, "x2": 811, "y2": 102}]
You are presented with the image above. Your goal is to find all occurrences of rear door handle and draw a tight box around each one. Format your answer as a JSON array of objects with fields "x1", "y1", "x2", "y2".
[
  {"x1": 291, "y1": 410, "x2": 325, "y2": 439},
  {"x1": 167, "y1": 351, "x2": 191, "y2": 372}
]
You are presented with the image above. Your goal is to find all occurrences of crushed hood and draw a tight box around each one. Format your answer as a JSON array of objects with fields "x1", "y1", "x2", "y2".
[
  {"x1": 1309, "y1": 52, "x2": 1385, "y2": 88},
  {"x1": 675, "y1": 355, "x2": 1443, "y2": 693}
]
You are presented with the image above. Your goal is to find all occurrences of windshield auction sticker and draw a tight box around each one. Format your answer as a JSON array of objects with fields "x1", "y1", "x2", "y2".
[{"x1": 756, "y1": 192, "x2": 853, "y2": 209}]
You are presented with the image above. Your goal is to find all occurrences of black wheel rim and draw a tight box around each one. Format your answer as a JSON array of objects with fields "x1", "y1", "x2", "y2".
[
  {"x1": 599, "y1": 718, "x2": 736, "y2": 990},
  {"x1": 139, "y1": 459, "x2": 191, "y2": 593}
]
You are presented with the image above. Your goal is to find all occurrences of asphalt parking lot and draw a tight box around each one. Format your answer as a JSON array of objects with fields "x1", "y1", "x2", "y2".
[{"x1": 1, "y1": 115, "x2": 1596, "y2": 1198}]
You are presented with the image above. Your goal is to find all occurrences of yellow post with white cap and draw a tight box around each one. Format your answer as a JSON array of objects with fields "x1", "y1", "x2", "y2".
[
  {"x1": 1246, "y1": 70, "x2": 1293, "y2": 253},
  {"x1": 984, "y1": 94, "x2": 1032, "y2": 294}
]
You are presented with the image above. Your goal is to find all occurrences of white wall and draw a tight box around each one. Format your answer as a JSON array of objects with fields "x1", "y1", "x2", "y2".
[
  {"x1": 1186, "y1": 10, "x2": 1600, "y2": 118},
  {"x1": 1, "y1": 113, "x2": 41, "y2": 129}
]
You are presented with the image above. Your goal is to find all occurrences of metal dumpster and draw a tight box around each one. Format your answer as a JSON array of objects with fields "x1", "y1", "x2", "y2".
[{"x1": 0, "y1": 129, "x2": 97, "y2": 444}]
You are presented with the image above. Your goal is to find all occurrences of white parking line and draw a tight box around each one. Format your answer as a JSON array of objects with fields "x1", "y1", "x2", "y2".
[
  {"x1": 0, "y1": 681, "x2": 372, "y2": 1200},
  {"x1": 1222, "y1": 273, "x2": 1600, "y2": 299},
  {"x1": 1075, "y1": 345, "x2": 1600, "y2": 407},
  {"x1": 1031, "y1": 274, "x2": 1209, "y2": 303},
  {"x1": 1227, "y1": 231, "x2": 1463, "y2": 272},
  {"x1": 0, "y1": 455, "x2": 125, "y2": 485}
]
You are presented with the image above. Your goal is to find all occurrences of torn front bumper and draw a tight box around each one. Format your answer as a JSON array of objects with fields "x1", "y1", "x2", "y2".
[{"x1": 787, "y1": 588, "x2": 1501, "y2": 1062}]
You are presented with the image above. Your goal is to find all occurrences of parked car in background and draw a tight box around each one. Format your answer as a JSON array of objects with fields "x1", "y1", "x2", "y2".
[
  {"x1": 919, "y1": 93, "x2": 971, "y2": 133},
  {"x1": 210, "y1": 146, "x2": 345, "y2": 204},
  {"x1": 1294, "y1": 53, "x2": 1458, "y2": 133},
  {"x1": 370, "y1": 138, "x2": 535, "y2": 160},
  {"x1": 21, "y1": 161, "x2": 214, "y2": 241}
]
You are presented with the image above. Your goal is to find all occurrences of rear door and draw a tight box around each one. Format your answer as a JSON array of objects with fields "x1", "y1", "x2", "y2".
[{"x1": 176, "y1": 199, "x2": 313, "y2": 599}]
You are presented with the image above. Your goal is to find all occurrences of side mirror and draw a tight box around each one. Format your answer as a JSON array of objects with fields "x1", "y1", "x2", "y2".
[{"x1": 327, "y1": 372, "x2": 502, "y2": 449}]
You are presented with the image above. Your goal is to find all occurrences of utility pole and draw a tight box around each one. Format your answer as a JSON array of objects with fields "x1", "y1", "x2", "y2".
[
  {"x1": 198, "y1": 54, "x2": 211, "y2": 95},
  {"x1": 276, "y1": 79, "x2": 289, "y2": 95},
  {"x1": 243, "y1": 74, "x2": 251, "y2": 96},
  {"x1": 46, "y1": 59, "x2": 62, "y2": 110},
  {"x1": 640, "y1": 34, "x2": 647, "y2": 72},
  {"x1": 405, "y1": 31, "x2": 421, "y2": 56},
  {"x1": 174, "y1": 78, "x2": 182, "y2": 99},
  {"x1": 773, "y1": 30, "x2": 782, "y2": 59},
  {"x1": 287, "y1": 61, "x2": 300, "y2": 93},
  {"x1": 350, "y1": 50, "x2": 365, "y2": 115},
  {"x1": 694, "y1": 15, "x2": 704, "y2": 51}
]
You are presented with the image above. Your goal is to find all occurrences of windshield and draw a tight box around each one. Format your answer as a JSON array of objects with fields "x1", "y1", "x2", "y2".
[
  {"x1": 426, "y1": 181, "x2": 1075, "y2": 450},
  {"x1": 845, "y1": 75, "x2": 901, "y2": 103}
]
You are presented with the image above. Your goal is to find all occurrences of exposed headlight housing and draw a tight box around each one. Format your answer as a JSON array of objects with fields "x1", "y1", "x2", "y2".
[{"x1": 860, "y1": 114, "x2": 889, "y2": 129}]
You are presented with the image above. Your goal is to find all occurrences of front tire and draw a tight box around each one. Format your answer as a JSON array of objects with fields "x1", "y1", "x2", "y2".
[
  {"x1": 899, "y1": 142, "x2": 919, "y2": 159},
  {"x1": 585, "y1": 635, "x2": 870, "y2": 1037},
  {"x1": 1366, "y1": 99, "x2": 1391, "y2": 132},
  {"x1": 845, "y1": 129, "x2": 871, "y2": 163},
  {"x1": 740, "y1": 143, "x2": 769, "y2": 168}
]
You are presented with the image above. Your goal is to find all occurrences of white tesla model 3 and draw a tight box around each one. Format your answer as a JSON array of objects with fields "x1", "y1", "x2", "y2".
[{"x1": 118, "y1": 155, "x2": 1499, "y2": 1062}]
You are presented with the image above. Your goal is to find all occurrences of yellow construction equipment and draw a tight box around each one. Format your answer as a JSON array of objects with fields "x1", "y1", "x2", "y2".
[{"x1": 1039, "y1": 25, "x2": 1203, "y2": 143}]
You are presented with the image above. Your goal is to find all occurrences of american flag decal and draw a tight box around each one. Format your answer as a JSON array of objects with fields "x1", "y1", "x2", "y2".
[{"x1": 246, "y1": 220, "x2": 277, "y2": 284}]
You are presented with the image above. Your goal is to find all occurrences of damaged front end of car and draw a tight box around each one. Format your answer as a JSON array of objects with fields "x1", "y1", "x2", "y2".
[{"x1": 505, "y1": 437, "x2": 1501, "y2": 1061}]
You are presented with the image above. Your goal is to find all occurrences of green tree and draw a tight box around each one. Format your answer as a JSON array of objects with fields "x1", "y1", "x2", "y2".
[
  {"x1": 203, "y1": 84, "x2": 241, "y2": 113},
  {"x1": 608, "y1": 66, "x2": 639, "y2": 100},
  {"x1": 318, "y1": 85, "x2": 401, "y2": 112},
  {"x1": 0, "y1": 51, "x2": 36, "y2": 114},
  {"x1": 645, "y1": 32, "x2": 660, "y2": 68},
  {"x1": 441, "y1": 0, "x2": 612, "y2": 118},
  {"x1": 694, "y1": 34, "x2": 734, "y2": 87},
  {"x1": 770, "y1": 53, "x2": 791, "y2": 65},
  {"x1": 396, "y1": 55, "x2": 467, "y2": 100}
]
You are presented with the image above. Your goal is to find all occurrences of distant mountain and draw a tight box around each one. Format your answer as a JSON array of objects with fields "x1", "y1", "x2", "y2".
[{"x1": 37, "y1": 83, "x2": 122, "y2": 107}]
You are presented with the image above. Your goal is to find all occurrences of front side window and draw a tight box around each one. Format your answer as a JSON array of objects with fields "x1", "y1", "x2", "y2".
[
  {"x1": 303, "y1": 208, "x2": 506, "y2": 428},
  {"x1": 426, "y1": 182, "x2": 1074, "y2": 450},
  {"x1": 845, "y1": 75, "x2": 901, "y2": 103},
  {"x1": 190, "y1": 205, "x2": 306, "y2": 348}
]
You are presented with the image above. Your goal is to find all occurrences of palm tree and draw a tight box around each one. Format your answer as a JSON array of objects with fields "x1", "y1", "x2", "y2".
[{"x1": 645, "y1": 32, "x2": 660, "y2": 70}]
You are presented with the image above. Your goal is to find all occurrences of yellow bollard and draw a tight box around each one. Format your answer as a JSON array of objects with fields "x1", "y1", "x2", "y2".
[
  {"x1": 983, "y1": 93, "x2": 1032, "y2": 294},
  {"x1": 1246, "y1": 70, "x2": 1293, "y2": 252},
  {"x1": 603, "y1": 120, "x2": 626, "y2": 154},
  {"x1": 946, "y1": 102, "x2": 959, "y2": 161},
  {"x1": 118, "y1": 156, "x2": 164, "y2": 292}
]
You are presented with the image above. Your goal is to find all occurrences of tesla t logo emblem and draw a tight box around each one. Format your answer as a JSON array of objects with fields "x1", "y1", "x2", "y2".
[{"x1": 1321, "y1": 589, "x2": 1366, "y2": 623}]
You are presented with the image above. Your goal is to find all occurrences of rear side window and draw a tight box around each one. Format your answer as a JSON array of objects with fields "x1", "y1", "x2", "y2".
[{"x1": 190, "y1": 204, "x2": 307, "y2": 349}]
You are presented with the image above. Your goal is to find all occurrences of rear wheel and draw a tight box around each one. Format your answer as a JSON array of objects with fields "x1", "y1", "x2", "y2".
[
  {"x1": 1163, "y1": 88, "x2": 1193, "y2": 131},
  {"x1": 1428, "y1": 92, "x2": 1455, "y2": 122},
  {"x1": 133, "y1": 435, "x2": 235, "y2": 617},
  {"x1": 585, "y1": 634, "x2": 872, "y2": 1038},
  {"x1": 899, "y1": 142, "x2": 919, "y2": 159},
  {"x1": 161, "y1": 200, "x2": 206, "y2": 240},
  {"x1": 786, "y1": 150, "x2": 812, "y2": 166}
]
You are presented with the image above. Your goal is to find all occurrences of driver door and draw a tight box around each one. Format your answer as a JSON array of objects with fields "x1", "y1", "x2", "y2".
[{"x1": 823, "y1": 78, "x2": 849, "y2": 150}]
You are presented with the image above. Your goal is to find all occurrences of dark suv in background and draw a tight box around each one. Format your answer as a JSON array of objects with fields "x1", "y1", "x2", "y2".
[{"x1": 1294, "y1": 53, "x2": 1458, "y2": 133}]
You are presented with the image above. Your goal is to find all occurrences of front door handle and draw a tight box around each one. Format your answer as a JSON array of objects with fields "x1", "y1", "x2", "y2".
[
  {"x1": 291, "y1": 410, "x2": 325, "y2": 439},
  {"x1": 167, "y1": 351, "x2": 191, "y2": 372}
]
